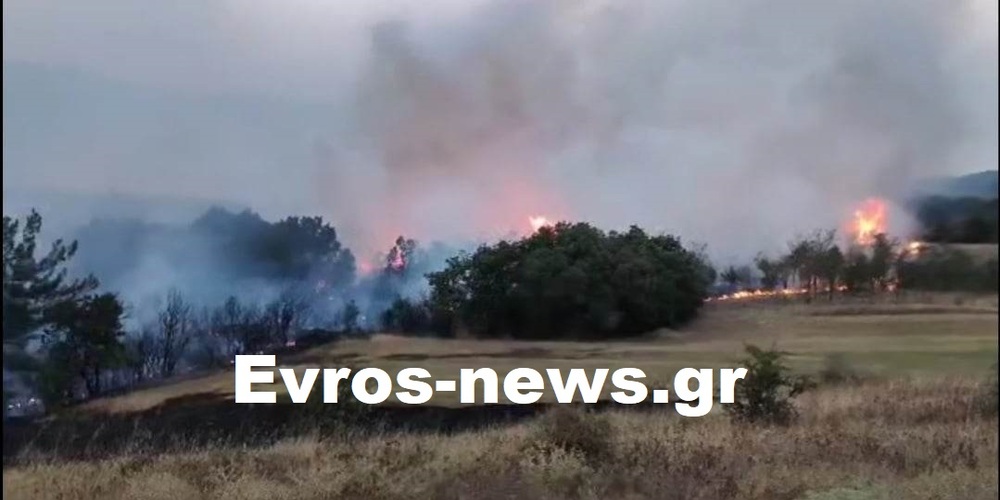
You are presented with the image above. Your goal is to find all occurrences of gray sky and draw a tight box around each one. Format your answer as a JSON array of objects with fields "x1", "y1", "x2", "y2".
[{"x1": 3, "y1": 0, "x2": 997, "y2": 262}]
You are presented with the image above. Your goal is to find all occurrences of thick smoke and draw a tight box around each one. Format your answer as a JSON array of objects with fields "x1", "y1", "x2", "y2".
[
  {"x1": 313, "y1": 0, "x2": 997, "y2": 261},
  {"x1": 4, "y1": 0, "x2": 997, "y2": 269}
]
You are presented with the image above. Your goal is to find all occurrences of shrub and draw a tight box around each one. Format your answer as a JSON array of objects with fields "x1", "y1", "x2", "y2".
[
  {"x1": 726, "y1": 344, "x2": 812, "y2": 425},
  {"x1": 379, "y1": 296, "x2": 433, "y2": 334},
  {"x1": 972, "y1": 363, "x2": 998, "y2": 418},
  {"x1": 527, "y1": 405, "x2": 613, "y2": 462}
]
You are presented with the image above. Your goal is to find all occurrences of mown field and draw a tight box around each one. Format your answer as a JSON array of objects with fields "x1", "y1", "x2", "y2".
[{"x1": 3, "y1": 292, "x2": 998, "y2": 500}]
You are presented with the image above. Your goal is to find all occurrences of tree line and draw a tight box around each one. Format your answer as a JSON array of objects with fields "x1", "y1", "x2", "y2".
[
  {"x1": 3, "y1": 211, "x2": 371, "y2": 412},
  {"x1": 722, "y1": 230, "x2": 998, "y2": 298},
  {"x1": 913, "y1": 196, "x2": 998, "y2": 244},
  {"x1": 5, "y1": 209, "x2": 997, "y2": 414}
]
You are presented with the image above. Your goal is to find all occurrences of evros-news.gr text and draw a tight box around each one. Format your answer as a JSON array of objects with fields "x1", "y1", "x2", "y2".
[{"x1": 234, "y1": 355, "x2": 749, "y2": 417}]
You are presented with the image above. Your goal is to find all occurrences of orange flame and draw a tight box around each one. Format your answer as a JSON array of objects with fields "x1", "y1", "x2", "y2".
[
  {"x1": 708, "y1": 285, "x2": 850, "y2": 302},
  {"x1": 851, "y1": 198, "x2": 887, "y2": 245}
]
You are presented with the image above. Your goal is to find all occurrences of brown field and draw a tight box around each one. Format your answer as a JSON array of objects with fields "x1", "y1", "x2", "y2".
[
  {"x1": 83, "y1": 291, "x2": 999, "y2": 412},
  {"x1": 3, "y1": 291, "x2": 999, "y2": 500}
]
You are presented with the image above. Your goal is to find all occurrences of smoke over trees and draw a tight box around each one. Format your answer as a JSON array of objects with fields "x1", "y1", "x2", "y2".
[
  {"x1": 4, "y1": 1, "x2": 996, "y2": 261},
  {"x1": 69, "y1": 208, "x2": 357, "y2": 314},
  {"x1": 4, "y1": 199, "x2": 998, "y2": 416}
]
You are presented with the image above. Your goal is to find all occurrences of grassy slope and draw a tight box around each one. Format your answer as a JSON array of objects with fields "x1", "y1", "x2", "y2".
[
  {"x1": 84, "y1": 292, "x2": 999, "y2": 412},
  {"x1": 4, "y1": 292, "x2": 998, "y2": 500}
]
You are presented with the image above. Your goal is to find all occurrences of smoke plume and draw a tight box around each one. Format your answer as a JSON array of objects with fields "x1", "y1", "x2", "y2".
[{"x1": 4, "y1": 0, "x2": 997, "y2": 265}]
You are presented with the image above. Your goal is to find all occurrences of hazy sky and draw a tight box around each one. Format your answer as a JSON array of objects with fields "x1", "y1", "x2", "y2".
[{"x1": 4, "y1": 0, "x2": 997, "y2": 261}]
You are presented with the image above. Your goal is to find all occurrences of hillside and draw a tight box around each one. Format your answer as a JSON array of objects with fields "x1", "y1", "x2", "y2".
[{"x1": 905, "y1": 170, "x2": 999, "y2": 200}]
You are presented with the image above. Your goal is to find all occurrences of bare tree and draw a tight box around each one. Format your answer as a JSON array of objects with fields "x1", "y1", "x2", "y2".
[
  {"x1": 157, "y1": 289, "x2": 192, "y2": 377},
  {"x1": 786, "y1": 229, "x2": 839, "y2": 299},
  {"x1": 125, "y1": 330, "x2": 160, "y2": 383},
  {"x1": 263, "y1": 290, "x2": 309, "y2": 345}
]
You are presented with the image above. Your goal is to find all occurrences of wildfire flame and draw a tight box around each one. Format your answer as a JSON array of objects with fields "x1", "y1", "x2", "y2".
[
  {"x1": 388, "y1": 252, "x2": 406, "y2": 271},
  {"x1": 708, "y1": 285, "x2": 850, "y2": 302},
  {"x1": 528, "y1": 215, "x2": 552, "y2": 232},
  {"x1": 851, "y1": 198, "x2": 887, "y2": 245}
]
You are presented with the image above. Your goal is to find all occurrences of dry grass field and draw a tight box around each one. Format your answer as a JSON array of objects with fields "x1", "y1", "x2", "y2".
[
  {"x1": 82, "y1": 291, "x2": 999, "y2": 412},
  {"x1": 3, "y1": 291, "x2": 998, "y2": 500}
]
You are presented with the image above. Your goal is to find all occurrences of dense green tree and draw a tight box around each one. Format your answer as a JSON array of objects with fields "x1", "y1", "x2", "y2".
[
  {"x1": 868, "y1": 234, "x2": 897, "y2": 291},
  {"x1": 41, "y1": 293, "x2": 127, "y2": 404},
  {"x1": 340, "y1": 300, "x2": 361, "y2": 333},
  {"x1": 267, "y1": 216, "x2": 356, "y2": 287},
  {"x1": 380, "y1": 295, "x2": 432, "y2": 333},
  {"x1": 840, "y1": 247, "x2": 872, "y2": 293},
  {"x1": 754, "y1": 255, "x2": 787, "y2": 291},
  {"x1": 426, "y1": 223, "x2": 712, "y2": 339},
  {"x1": 726, "y1": 344, "x2": 812, "y2": 425},
  {"x1": 816, "y1": 245, "x2": 845, "y2": 300},
  {"x1": 3, "y1": 211, "x2": 98, "y2": 404}
]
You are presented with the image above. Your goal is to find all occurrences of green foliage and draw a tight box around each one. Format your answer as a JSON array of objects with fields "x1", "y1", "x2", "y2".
[
  {"x1": 340, "y1": 300, "x2": 361, "y2": 333},
  {"x1": 41, "y1": 293, "x2": 128, "y2": 404},
  {"x1": 754, "y1": 254, "x2": 787, "y2": 290},
  {"x1": 426, "y1": 223, "x2": 712, "y2": 339},
  {"x1": 726, "y1": 344, "x2": 812, "y2": 425},
  {"x1": 380, "y1": 296, "x2": 432, "y2": 333},
  {"x1": 897, "y1": 247, "x2": 998, "y2": 292},
  {"x1": 916, "y1": 196, "x2": 998, "y2": 244},
  {"x1": 36, "y1": 355, "x2": 77, "y2": 410},
  {"x1": 839, "y1": 234, "x2": 898, "y2": 294},
  {"x1": 841, "y1": 247, "x2": 872, "y2": 292},
  {"x1": 4, "y1": 210, "x2": 98, "y2": 404},
  {"x1": 267, "y1": 215, "x2": 356, "y2": 283},
  {"x1": 868, "y1": 234, "x2": 897, "y2": 290}
]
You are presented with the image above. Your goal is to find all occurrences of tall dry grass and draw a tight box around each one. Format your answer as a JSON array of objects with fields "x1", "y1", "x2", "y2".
[{"x1": 4, "y1": 376, "x2": 997, "y2": 500}]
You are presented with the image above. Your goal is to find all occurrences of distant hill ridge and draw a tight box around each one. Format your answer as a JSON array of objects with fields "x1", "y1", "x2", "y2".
[{"x1": 907, "y1": 170, "x2": 998, "y2": 200}]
